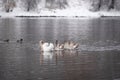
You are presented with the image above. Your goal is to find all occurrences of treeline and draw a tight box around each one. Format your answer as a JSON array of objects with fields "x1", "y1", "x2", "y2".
[
  {"x1": 0, "y1": 0, "x2": 69, "y2": 12},
  {"x1": 0, "y1": 0, "x2": 39, "y2": 12},
  {"x1": 0, "y1": 0, "x2": 16, "y2": 12},
  {"x1": 89, "y1": 0, "x2": 120, "y2": 11},
  {"x1": 0, "y1": 0, "x2": 120, "y2": 12}
]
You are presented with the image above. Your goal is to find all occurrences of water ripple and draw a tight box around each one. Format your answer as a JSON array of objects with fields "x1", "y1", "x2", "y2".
[{"x1": 79, "y1": 45, "x2": 120, "y2": 51}]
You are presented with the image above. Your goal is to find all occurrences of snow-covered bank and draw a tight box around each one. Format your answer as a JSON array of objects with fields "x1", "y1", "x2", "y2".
[
  {"x1": 1, "y1": 9, "x2": 120, "y2": 18},
  {"x1": 99, "y1": 10, "x2": 120, "y2": 17},
  {"x1": 1, "y1": 0, "x2": 120, "y2": 18},
  {"x1": 0, "y1": 9, "x2": 100, "y2": 18}
]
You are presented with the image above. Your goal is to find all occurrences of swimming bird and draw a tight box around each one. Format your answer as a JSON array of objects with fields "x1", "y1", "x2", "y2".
[
  {"x1": 64, "y1": 41, "x2": 79, "y2": 50},
  {"x1": 39, "y1": 40, "x2": 54, "y2": 52},
  {"x1": 54, "y1": 40, "x2": 64, "y2": 50},
  {"x1": 17, "y1": 38, "x2": 23, "y2": 43},
  {"x1": 3, "y1": 39, "x2": 9, "y2": 43}
]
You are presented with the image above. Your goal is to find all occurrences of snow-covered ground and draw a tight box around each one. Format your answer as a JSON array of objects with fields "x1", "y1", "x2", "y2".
[
  {"x1": 0, "y1": 7, "x2": 120, "y2": 18},
  {"x1": 0, "y1": 0, "x2": 120, "y2": 18}
]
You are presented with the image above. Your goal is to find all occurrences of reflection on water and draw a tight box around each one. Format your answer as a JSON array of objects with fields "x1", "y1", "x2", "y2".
[
  {"x1": 40, "y1": 50, "x2": 78, "y2": 65},
  {"x1": 0, "y1": 18, "x2": 120, "y2": 80},
  {"x1": 40, "y1": 51, "x2": 54, "y2": 64},
  {"x1": 39, "y1": 50, "x2": 120, "y2": 80}
]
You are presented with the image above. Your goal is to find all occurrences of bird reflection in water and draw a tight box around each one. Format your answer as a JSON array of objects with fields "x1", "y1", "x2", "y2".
[
  {"x1": 40, "y1": 51, "x2": 54, "y2": 65},
  {"x1": 40, "y1": 50, "x2": 79, "y2": 65},
  {"x1": 40, "y1": 51, "x2": 64, "y2": 65}
]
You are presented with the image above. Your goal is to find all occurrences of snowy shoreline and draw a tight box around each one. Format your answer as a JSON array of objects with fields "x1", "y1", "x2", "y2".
[
  {"x1": 0, "y1": 0, "x2": 120, "y2": 19},
  {"x1": 1, "y1": 10, "x2": 120, "y2": 18}
]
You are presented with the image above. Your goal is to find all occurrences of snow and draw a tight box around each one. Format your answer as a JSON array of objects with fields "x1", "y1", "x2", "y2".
[
  {"x1": 0, "y1": 0, "x2": 101, "y2": 18},
  {"x1": 0, "y1": 6, "x2": 120, "y2": 18},
  {"x1": 99, "y1": 10, "x2": 120, "y2": 17},
  {"x1": 1, "y1": 0, "x2": 120, "y2": 18},
  {"x1": 0, "y1": 8, "x2": 101, "y2": 18}
]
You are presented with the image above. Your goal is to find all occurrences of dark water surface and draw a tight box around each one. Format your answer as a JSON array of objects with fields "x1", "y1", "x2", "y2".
[{"x1": 0, "y1": 18, "x2": 120, "y2": 80}]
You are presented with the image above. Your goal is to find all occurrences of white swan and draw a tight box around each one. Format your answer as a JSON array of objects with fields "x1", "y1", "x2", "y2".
[
  {"x1": 54, "y1": 40, "x2": 64, "y2": 50},
  {"x1": 64, "y1": 41, "x2": 79, "y2": 50},
  {"x1": 39, "y1": 40, "x2": 54, "y2": 52}
]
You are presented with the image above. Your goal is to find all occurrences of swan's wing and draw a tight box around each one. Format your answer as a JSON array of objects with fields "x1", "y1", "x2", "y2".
[
  {"x1": 64, "y1": 42, "x2": 69, "y2": 49},
  {"x1": 73, "y1": 43, "x2": 79, "y2": 49},
  {"x1": 49, "y1": 43, "x2": 54, "y2": 49},
  {"x1": 44, "y1": 43, "x2": 54, "y2": 51},
  {"x1": 59, "y1": 44, "x2": 64, "y2": 49},
  {"x1": 42, "y1": 43, "x2": 51, "y2": 51},
  {"x1": 42, "y1": 43, "x2": 49, "y2": 47}
]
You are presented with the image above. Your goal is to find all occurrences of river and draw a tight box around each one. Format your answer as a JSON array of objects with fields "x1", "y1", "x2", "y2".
[{"x1": 0, "y1": 17, "x2": 120, "y2": 80}]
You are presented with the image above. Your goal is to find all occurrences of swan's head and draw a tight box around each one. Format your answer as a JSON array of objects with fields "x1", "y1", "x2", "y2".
[{"x1": 39, "y1": 40, "x2": 44, "y2": 47}]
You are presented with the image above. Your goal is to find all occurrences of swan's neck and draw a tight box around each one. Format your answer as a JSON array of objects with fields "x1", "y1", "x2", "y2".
[
  {"x1": 40, "y1": 41, "x2": 44, "y2": 51},
  {"x1": 55, "y1": 40, "x2": 58, "y2": 46}
]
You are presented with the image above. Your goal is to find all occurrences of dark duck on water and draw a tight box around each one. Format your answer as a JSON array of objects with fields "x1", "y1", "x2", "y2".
[
  {"x1": 3, "y1": 39, "x2": 9, "y2": 43},
  {"x1": 17, "y1": 39, "x2": 23, "y2": 43}
]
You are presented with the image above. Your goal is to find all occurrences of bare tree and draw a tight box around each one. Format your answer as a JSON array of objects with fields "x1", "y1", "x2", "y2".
[
  {"x1": 22, "y1": 0, "x2": 39, "y2": 11},
  {"x1": 108, "y1": 0, "x2": 115, "y2": 10},
  {"x1": 45, "y1": 0, "x2": 68, "y2": 9},
  {"x1": 89, "y1": 0, "x2": 102, "y2": 11},
  {"x1": 2, "y1": 0, "x2": 16, "y2": 12},
  {"x1": 58, "y1": 0, "x2": 68, "y2": 9}
]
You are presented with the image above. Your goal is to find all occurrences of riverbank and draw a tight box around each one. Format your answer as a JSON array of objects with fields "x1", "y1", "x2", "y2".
[{"x1": 0, "y1": 9, "x2": 120, "y2": 18}]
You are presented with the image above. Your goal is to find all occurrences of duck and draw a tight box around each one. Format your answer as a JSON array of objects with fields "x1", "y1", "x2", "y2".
[
  {"x1": 17, "y1": 38, "x2": 23, "y2": 43},
  {"x1": 39, "y1": 40, "x2": 54, "y2": 52},
  {"x1": 54, "y1": 40, "x2": 64, "y2": 51},
  {"x1": 3, "y1": 39, "x2": 9, "y2": 43},
  {"x1": 64, "y1": 41, "x2": 79, "y2": 50}
]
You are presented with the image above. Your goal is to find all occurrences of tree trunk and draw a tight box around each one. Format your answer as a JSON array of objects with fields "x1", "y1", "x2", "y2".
[
  {"x1": 108, "y1": 0, "x2": 115, "y2": 10},
  {"x1": 89, "y1": 0, "x2": 102, "y2": 11}
]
